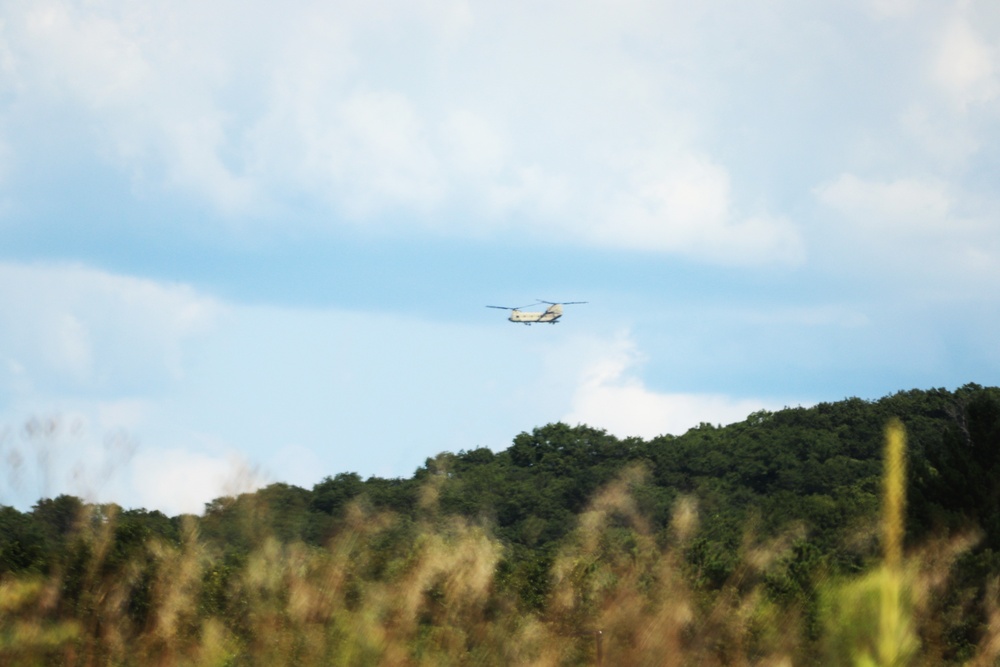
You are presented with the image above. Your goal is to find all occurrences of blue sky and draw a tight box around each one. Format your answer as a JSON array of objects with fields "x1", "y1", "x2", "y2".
[{"x1": 1, "y1": 0, "x2": 999, "y2": 514}]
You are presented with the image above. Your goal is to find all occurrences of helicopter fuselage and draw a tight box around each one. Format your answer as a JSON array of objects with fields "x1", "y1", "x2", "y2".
[
  {"x1": 487, "y1": 300, "x2": 584, "y2": 324},
  {"x1": 509, "y1": 304, "x2": 563, "y2": 324}
]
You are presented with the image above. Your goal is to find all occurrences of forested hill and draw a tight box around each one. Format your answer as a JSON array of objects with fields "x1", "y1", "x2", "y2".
[
  {"x1": 4, "y1": 384, "x2": 1000, "y2": 579},
  {"x1": 3, "y1": 383, "x2": 1000, "y2": 663},
  {"x1": 226, "y1": 382, "x2": 999, "y2": 561}
]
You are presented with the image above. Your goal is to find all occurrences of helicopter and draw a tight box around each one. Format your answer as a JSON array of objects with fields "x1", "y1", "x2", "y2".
[{"x1": 486, "y1": 300, "x2": 587, "y2": 325}]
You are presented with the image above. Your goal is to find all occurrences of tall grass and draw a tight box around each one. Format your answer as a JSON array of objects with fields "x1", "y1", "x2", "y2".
[
  {"x1": 818, "y1": 419, "x2": 1000, "y2": 667},
  {"x1": 1, "y1": 420, "x2": 998, "y2": 665},
  {"x1": 820, "y1": 419, "x2": 917, "y2": 666},
  {"x1": 876, "y1": 418, "x2": 914, "y2": 667}
]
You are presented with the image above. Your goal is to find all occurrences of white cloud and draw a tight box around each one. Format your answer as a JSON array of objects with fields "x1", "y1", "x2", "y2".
[
  {"x1": 563, "y1": 334, "x2": 789, "y2": 439},
  {"x1": 0, "y1": 262, "x2": 222, "y2": 391},
  {"x1": 0, "y1": 395, "x2": 265, "y2": 515},
  {"x1": 593, "y1": 154, "x2": 805, "y2": 265},
  {"x1": 0, "y1": 0, "x2": 814, "y2": 265},
  {"x1": 881, "y1": 6, "x2": 1000, "y2": 174},
  {"x1": 20, "y1": 2, "x2": 152, "y2": 108},
  {"x1": 130, "y1": 446, "x2": 266, "y2": 515},
  {"x1": 49, "y1": 314, "x2": 92, "y2": 381},
  {"x1": 486, "y1": 164, "x2": 573, "y2": 222},
  {"x1": 617, "y1": 155, "x2": 731, "y2": 240},
  {"x1": 932, "y1": 16, "x2": 999, "y2": 110},
  {"x1": 442, "y1": 109, "x2": 506, "y2": 176},
  {"x1": 866, "y1": 0, "x2": 918, "y2": 20},
  {"x1": 899, "y1": 105, "x2": 980, "y2": 166},
  {"x1": 333, "y1": 90, "x2": 447, "y2": 215},
  {"x1": 3, "y1": 0, "x2": 484, "y2": 218},
  {"x1": 263, "y1": 86, "x2": 450, "y2": 219},
  {"x1": 265, "y1": 443, "x2": 325, "y2": 491},
  {"x1": 3, "y1": 0, "x2": 999, "y2": 276},
  {"x1": 815, "y1": 173, "x2": 952, "y2": 230},
  {"x1": 6, "y1": 0, "x2": 261, "y2": 212},
  {"x1": 813, "y1": 172, "x2": 1000, "y2": 296},
  {"x1": 0, "y1": 405, "x2": 141, "y2": 508},
  {"x1": 97, "y1": 398, "x2": 149, "y2": 433},
  {"x1": 160, "y1": 116, "x2": 258, "y2": 215}
]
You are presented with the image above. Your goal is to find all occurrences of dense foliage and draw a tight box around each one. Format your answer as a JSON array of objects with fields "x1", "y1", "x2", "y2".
[{"x1": 1, "y1": 383, "x2": 1000, "y2": 664}]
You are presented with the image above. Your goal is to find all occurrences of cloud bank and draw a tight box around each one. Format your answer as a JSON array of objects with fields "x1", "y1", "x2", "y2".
[{"x1": 563, "y1": 334, "x2": 791, "y2": 439}]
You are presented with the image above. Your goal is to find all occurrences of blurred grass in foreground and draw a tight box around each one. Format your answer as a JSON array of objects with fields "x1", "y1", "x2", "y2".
[{"x1": 2, "y1": 420, "x2": 1000, "y2": 665}]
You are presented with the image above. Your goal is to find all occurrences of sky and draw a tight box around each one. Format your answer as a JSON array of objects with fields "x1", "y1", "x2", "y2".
[{"x1": 1, "y1": 0, "x2": 999, "y2": 515}]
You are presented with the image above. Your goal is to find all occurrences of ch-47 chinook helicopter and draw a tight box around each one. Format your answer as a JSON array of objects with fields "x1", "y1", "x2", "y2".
[{"x1": 486, "y1": 300, "x2": 587, "y2": 325}]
